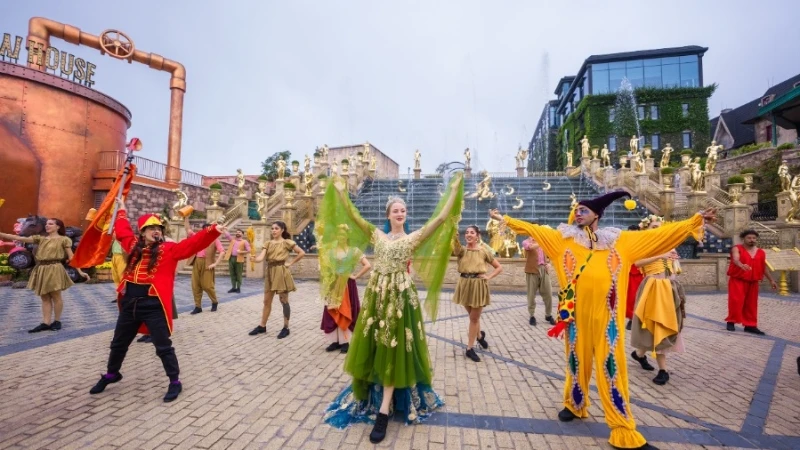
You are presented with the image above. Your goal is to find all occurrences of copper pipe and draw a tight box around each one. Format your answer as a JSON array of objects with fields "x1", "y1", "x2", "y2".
[{"x1": 27, "y1": 17, "x2": 186, "y2": 184}]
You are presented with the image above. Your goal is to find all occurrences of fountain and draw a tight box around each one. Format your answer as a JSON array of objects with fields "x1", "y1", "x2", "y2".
[{"x1": 613, "y1": 77, "x2": 641, "y2": 155}]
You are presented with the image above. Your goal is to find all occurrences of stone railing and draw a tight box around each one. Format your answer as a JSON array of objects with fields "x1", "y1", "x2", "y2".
[{"x1": 747, "y1": 222, "x2": 780, "y2": 248}]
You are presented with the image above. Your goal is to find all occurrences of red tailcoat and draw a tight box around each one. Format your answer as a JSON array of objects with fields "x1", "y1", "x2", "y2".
[{"x1": 114, "y1": 210, "x2": 221, "y2": 335}]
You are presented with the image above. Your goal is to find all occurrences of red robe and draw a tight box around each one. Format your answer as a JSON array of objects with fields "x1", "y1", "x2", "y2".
[
  {"x1": 114, "y1": 210, "x2": 221, "y2": 335},
  {"x1": 626, "y1": 265, "x2": 644, "y2": 320}
]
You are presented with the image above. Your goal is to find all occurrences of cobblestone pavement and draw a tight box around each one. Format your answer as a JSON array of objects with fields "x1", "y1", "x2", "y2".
[{"x1": 0, "y1": 277, "x2": 799, "y2": 449}]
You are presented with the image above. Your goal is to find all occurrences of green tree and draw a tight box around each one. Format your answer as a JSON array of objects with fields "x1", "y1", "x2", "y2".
[{"x1": 261, "y1": 150, "x2": 292, "y2": 180}]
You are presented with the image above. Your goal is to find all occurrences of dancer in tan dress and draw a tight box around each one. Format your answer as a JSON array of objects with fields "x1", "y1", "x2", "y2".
[
  {"x1": 0, "y1": 218, "x2": 88, "y2": 332},
  {"x1": 452, "y1": 225, "x2": 503, "y2": 362},
  {"x1": 250, "y1": 221, "x2": 306, "y2": 339}
]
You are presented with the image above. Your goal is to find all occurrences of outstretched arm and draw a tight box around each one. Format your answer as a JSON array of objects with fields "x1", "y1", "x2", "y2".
[
  {"x1": 491, "y1": 209, "x2": 563, "y2": 261},
  {"x1": 0, "y1": 232, "x2": 34, "y2": 244},
  {"x1": 412, "y1": 173, "x2": 463, "y2": 244},
  {"x1": 333, "y1": 179, "x2": 374, "y2": 236},
  {"x1": 254, "y1": 248, "x2": 268, "y2": 263},
  {"x1": 171, "y1": 225, "x2": 223, "y2": 261},
  {"x1": 183, "y1": 217, "x2": 194, "y2": 236},
  {"x1": 618, "y1": 211, "x2": 713, "y2": 263}
]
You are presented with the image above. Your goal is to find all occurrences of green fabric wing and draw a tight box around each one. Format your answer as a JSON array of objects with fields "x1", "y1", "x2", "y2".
[
  {"x1": 314, "y1": 177, "x2": 375, "y2": 308},
  {"x1": 413, "y1": 173, "x2": 464, "y2": 322}
]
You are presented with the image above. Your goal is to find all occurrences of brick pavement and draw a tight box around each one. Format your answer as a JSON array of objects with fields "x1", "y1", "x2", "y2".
[{"x1": 0, "y1": 277, "x2": 799, "y2": 449}]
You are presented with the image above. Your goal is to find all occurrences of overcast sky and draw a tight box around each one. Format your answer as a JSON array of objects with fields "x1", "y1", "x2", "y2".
[{"x1": 4, "y1": 0, "x2": 799, "y2": 176}]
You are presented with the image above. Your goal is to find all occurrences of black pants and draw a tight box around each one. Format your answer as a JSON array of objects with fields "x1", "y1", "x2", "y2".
[{"x1": 106, "y1": 295, "x2": 180, "y2": 381}]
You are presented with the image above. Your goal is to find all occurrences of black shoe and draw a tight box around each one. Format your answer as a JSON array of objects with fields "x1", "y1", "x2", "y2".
[
  {"x1": 248, "y1": 326, "x2": 266, "y2": 336},
  {"x1": 137, "y1": 335, "x2": 152, "y2": 343},
  {"x1": 211, "y1": 303, "x2": 218, "y2": 312},
  {"x1": 28, "y1": 323, "x2": 50, "y2": 333},
  {"x1": 369, "y1": 412, "x2": 390, "y2": 443},
  {"x1": 626, "y1": 320, "x2": 632, "y2": 331},
  {"x1": 477, "y1": 331, "x2": 489, "y2": 349},
  {"x1": 89, "y1": 373, "x2": 123, "y2": 394},
  {"x1": 164, "y1": 382, "x2": 182, "y2": 402},
  {"x1": 190, "y1": 307, "x2": 202, "y2": 315},
  {"x1": 796, "y1": 356, "x2": 799, "y2": 377},
  {"x1": 529, "y1": 317, "x2": 537, "y2": 326},
  {"x1": 325, "y1": 342, "x2": 341, "y2": 352},
  {"x1": 743, "y1": 326, "x2": 765, "y2": 335},
  {"x1": 613, "y1": 444, "x2": 660, "y2": 450},
  {"x1": 340, "y1": 343, "x2": 349, "y2": 354},
  {"x1": 465, "y1": 348, "x2": 481, "y2": 362},
  {"x1": 653, "y1": 369, "x2": 669, "y2": 385},
  {"x1": 545, "y1": 316, "x2": 556, "y2": 326},
  {"x1": 234, "y1": 288, "x2": 241, "y2": 293},
  {"x1": 557, "y1": 407, "x2": 578, "y2": 422},
  {"x1": 631, "y1": 351, "x2": 655, "y2": 371},
  {"x1": 277, "y1": 327, "x2": 290, "y2": 339},
  {"x1": 726, "y1": 322, "x2": 735, "y2": 331},
  {"x1": 50, "y1": 321, "x2": 62, "y2": 331},
  {"x1": 227, "y1": 288, "x2": 236, "y2": 293}
]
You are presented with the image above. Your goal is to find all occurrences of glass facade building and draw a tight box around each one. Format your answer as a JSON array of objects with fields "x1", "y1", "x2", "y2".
[{"x1": 591, "y1": 55, "x2": 701, "y2": 94}]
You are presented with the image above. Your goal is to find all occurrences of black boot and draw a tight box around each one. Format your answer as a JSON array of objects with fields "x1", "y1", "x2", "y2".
[
  {"x1": 28, "y1": 323, "x2": 50, "y2": 333},
  {"x1": 277, "y1": 327, "x2": 290, "y2": 339},
  {"x1": 744, "y1": 326, "x2": 765, "y2": 336},
  {"x1": 653, "y1": 369, "x2": 670, "y2": 385},
  {"x1": 248, "y1": 326, "x2": 266, "y2": 336},
  {"x1": 465, "y1": 348, "x2": 481, "y2": 362},
  {"x1": 557, "y1": 407, "x2": 578, "y2": 422},
  {"x1": 227, "y1": 288, "x2": 236, "y2": 293},
  {"x1": 211, "y1": 303, "x2": 218, "y2": 312},
  {"x1": 190, "y1": 307, "x2": 202, "y2": 315},
  {"x1": 325, "y1": 342, "x2": 341, "y2": 352},
  {"x1": 726, "y1": 322, "x2": 735, "y2": 331},
  {"x1": 796, "y1": 356, "x2": 800, "y2": 377},
  {"x1": 340, "y1": 343, "x2": 349, "y2": 353},
  {"x1": 164, "y1": 381, "x2": 182, "y2": 402},
  {"x1": 89, "y1": 373, "x2": 123, "y2": 394},
  {"x1": 369, "y1": 412, "x2": 390, "y2": 443},
  {"x1": 477, "y1": 331, "x2": 489, "y2": 349},
  {"x1": 529, "y1": 317, "x2": 537, "y2": 326},
  {"x1": 50, "y1": 321, "x2": 62, "y2": 331},
  {"x1": 626, "y1": 320, "x2": 632, "y2": 331},
  {"x1": 545, "y1": 316, "x2": 556, "y2": 326},
  {"x1": 631, "y1": 351, "x2": 655, "y2": 371}
]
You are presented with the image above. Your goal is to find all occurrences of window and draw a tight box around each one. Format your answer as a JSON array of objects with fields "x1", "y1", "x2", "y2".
[
  {"x1": 609, "y1": 67, "x2": 626, "y2": 91},
  {"x1": 682, "y1": 131, "x2": 692, "y2": 149},
  {"x1": 682, "y1": 103, "x2": 689, "y2": 117},
  {"x1": 762, "y1": 95, "x2": 773, "y2": 106},
  {"x1": 650, "y1": 105, "x2": 659, "y2": 120},
  {"x1": 549, "y1": 106, "x2": 557, "y2": 128},
  {"x1": 766, "y1": 124, "x2": 773, "y2": 143},
  {"x1": 637, "y1": 105, "x2": 645, "y2": 120},
  {"x1": 609, "y1": 107, "x2": 615, "y2": 123},
  {"x1": 639, "y1": 135, "x2": 647, "y2": 147},
  {"x1": 651, "y1": 134, "x2": 660, "y2": 150},
  {"x1": 662, "y1": 61, "x2": 680, "y2": 88},
  {"x1": 626, "y1": 59, "x2": 644, "y2": 88},
  {"x1": 592, "y1": 66, "x2": 610, "y2": 94},
  {"x1": 679, "y1": 55, "x2": 699, "y2": 87},
  {"x1": 609, "y1": 136, "x2": 617, "y2": 151},
  {"x1": 644, "y1": 65, "x2": 661, "y2": 87}
]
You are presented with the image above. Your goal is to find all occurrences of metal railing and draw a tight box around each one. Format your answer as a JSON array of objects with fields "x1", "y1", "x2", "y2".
[
  {"x1": 97, "y1": 151, "x2": 204, "y2": 186},
  {"x1": 746, "y1": 222, "x2": 780, "y2": 247},
  {"x1": 750, "y1": 200, "x2": 778, "y2": 222}
]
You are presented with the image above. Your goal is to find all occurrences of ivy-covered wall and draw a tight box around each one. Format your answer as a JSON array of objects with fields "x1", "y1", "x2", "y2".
[{"x1": 554, "y1": 86, "x2": 716, "y2": 170}]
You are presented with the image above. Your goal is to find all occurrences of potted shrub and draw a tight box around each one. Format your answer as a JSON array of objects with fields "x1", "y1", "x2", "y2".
[
  {"x1": 643, "y1": 145, "x2": 653, "y2": 159},
  {"x1": 94, "y1": 261, "x2": 113, "y2": 282},
  {"x1": 680, "y1": 150, "x2": 693, "y2": 167},
  {"x1": 660, "y1": 167, "x2": 675, "y2": 189},
  {"x1": 283, "y1": 182, "x2": 297, "y2": 207},
  {"x1": 740, "y1": 168, "x2": 756, "y2": 190},
  {"x1": 313, "y1": 151, "x2": 321, "y2": 164},
  {"x1": 209, "y1": 183, "x2": 222, "y2": 207},
  {"x1": 341, "y1": 158, "x2": 350, "y2": 173},
  {"x1": 619, "y1": 154, "x2": 629, "y2": 169},
  {"x1": 291, "y1": 160, "x2": 300, "y2": 174},
  {"x1": 257, "y1": 175, "x2": 268, "y2": 192},
  {"x1": 0, "y1": 265, "x2": 15, "y2": 283},
  {"x1": 727, "y1": 175, "x2": 746, "y2": 204},
  {"x1": 317, "y1": 174, "x2": 328, "y2": 189}
]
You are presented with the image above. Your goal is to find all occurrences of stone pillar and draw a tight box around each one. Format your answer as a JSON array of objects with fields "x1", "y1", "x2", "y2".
[
  {"x1": 206, "y1": 205, "x2": 224, "y2": 224},
  {"x1": 290, "y1": 174, "x2": 301, "y2": 191},
  {"x1": 234, "y1": 195, "x2": 249, "y2": 207},
  {"x1": 414, "y1": 168, "x2": 421, "y2": 179},
  {"x1": 677, "y1": 167, "x2": 690, "y2": 192},
  {"x1": 634, "y1": 173, "x2": 649, "y2": 197},
  {"x1": 645, "y1": 158, "x2": 655, "y2": 174},
  {"x1": 660, "y1": 188, "x2": 675, "y2": 221},
  {"x1": 464, "y1": 168, "x2": 472, "y2": 178},
  {"x1": 722, "y1": 203, "x2": 751, "y2": 239},
  {"x1": 776, "y1": 192, "x2": 791, "y2": 223},
  {"x1": 590, "y1": 159, "x2": 600, "y2": 175},
  {"x1": 686, "y1": 191, "x2": 706, "y2": 216},
  {"x1": 580, "y1": 156, "x2": 590, "y2": 171},
  {"x1": 704, "y1": 172, "x2": 721, "y2": 191},
  {"x1": 368, "y1": 168, "x2": 377, "y2": 179},
  {"x1": 245, "y1": 222, "x2": 268, "y2": 279},
  {"x1": 742, "y1": 188, "x2": 759, "y2": 206},
  {"x1": 281, "y1": 205, "x2": 297, "y2": 235},
  {"x1": 342, "y1": 174, "x2": 351, "y2": 193},
  {"x1": 778, "y1": 222, "x2": 800, "y2": 249},
  {"x1": 516, "y1": 167, "x2": 525, "y2": 177}
]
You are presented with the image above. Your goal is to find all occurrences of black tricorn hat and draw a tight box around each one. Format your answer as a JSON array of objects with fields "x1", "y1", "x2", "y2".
[{"x1": 578, "y1": 191, "x2": 631, "y2": 218}]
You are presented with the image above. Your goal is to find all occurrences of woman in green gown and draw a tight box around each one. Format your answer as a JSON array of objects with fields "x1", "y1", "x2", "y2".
[{"x1": 321, "y1": 174, "x2": 464, "y2": 443}]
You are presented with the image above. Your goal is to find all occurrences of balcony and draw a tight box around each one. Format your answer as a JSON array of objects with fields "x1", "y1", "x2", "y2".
[{"x1": 96, "y1": 151, "x2": 204, "y2": 187}]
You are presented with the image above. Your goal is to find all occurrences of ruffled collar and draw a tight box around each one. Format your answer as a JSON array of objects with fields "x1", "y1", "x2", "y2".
[{"x1": 556, "y1": 224, "x2": 621, "y2": 250}]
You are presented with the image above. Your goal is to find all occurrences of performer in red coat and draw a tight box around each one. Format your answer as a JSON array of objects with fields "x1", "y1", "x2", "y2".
[
  {"x1": 90, "y1": 201, "x2": 226, "y2": 402},
  {"x1": 726, "y1": 229, "x2": 777, "y2": 335}
]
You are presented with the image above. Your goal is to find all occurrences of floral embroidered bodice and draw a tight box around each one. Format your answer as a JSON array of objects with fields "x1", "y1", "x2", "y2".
[{"x1": 371, "y1": 229, "x2": 420, "y2": 275}]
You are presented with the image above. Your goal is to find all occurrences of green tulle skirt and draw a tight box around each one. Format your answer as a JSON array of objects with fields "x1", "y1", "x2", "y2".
[{"x1": 344, "y1": 270, "x2": 435, "y2": 400}]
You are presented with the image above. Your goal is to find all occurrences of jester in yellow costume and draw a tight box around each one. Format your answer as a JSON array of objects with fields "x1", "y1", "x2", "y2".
[{"x1": 491, "y1": 191, "x2": 716, "y2": 450}]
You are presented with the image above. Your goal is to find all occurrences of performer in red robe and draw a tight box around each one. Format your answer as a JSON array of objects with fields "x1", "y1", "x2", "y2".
[
  {"x1": 726, "y1": 229, "x2": 776, "y2": 335},
  {"x1": 625, "y1": 225, "x2": 644, "y2": 330},
  {"x1": 89, "y1": 202, "x2": 225, "y2": 402}
]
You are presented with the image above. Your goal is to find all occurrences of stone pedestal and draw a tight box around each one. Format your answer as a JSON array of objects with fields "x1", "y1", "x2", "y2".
[
  {"x1": 590, "y1": 159, "x2": 600, "y2": 174},
  {"x1": 516, "y1": 167, "x2": 525, "y2": 178},
  {"x1": 634, "y1": 173, "x2": 649, "y2": 196},
  {"x1": 704, "y1": 172, "x2": 721, "y2": 191},
  {"x1": 315, "y1": 192, "x2": 324, "y2": 214},
  {"x1": 464, "y1": 168, "x2": 472, "y2": 178},
  {"x1": 778, "y1": 221, "x2": 800, "y2": 249},
  {"x1": 742, "y1": 189, "x2": 759, "y2": 206},
  {"x1": 342, "y1": 174, "x2": 351, "y2": 192},
  {"x1": 281, "y1": 205, "x2": 297, "y2": 235},
  {"x1": 660, "y1": 189, "x2": 675, "y2": 221},
  {"x1": 414, "y1": 168, "x2": 421, "y2": 180},
  {"x1": 677, "y1": 167, "x2": 690, "y2": 192},
  {"x1": 245, "y1": 222, "x2": 268, "y2": 279},
  {"x1": 645, "y1": 158, "x2": 655, "y2": 174},
  {"x1": 368, "y1": 168, "x2": 376, "y2": 179},
  {"x1": 722, "y1": 203, "x2": 751, "y2": 239},
  {"x1": 580, "y1": 156, "x2": 590, "y2": 171},
  {"x1": 686, "y1": 191, "x2": 707, "y2": 216},
  {"x1": 233, "y1": 195, "x2": 249, "y2": 208},
  {"x1": 275, "y1": 179, "x2": 285, "y2": 196},
  {"x1": 206, "y1": 206, "x2": 224, "y2": 224},
  {"x1": 289, "y1": 175, "x2": 301, "y2": 190},
  {"x1": 777, "y1": 192, "x2": 791, "y2": 223}
]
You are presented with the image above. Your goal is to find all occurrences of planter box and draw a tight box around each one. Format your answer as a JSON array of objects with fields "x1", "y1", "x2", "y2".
[
  {"x1": 95, "y1": 268, "x2": 113, "y2": 282},
  {"x1": 0, "y1": 274, "x2": 12, "y2": 283}
]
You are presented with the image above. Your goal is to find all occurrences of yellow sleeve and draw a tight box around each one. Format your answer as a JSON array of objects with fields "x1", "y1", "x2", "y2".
[
  {"x1": 617, "y1": 214, "x2": 704, "y2": 263},
  {"x1": 452, "y1": 237, "x2": 465, "y2": 257},
  {"x1": 503, "y1": 216, "x2": 563, "y2": 261}
]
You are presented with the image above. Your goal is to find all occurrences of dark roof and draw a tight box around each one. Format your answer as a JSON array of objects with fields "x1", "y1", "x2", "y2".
[
  {"x1": 584, "y1": 45, "x2": 709, "y2": 65},
  {"x1": 743, "y1": 73, "x2": 800, "y2": 123},
  {"x1": 709, "y1": 116, "x2": 719, "y2": 139},
  {"x1": 554, "y1": 76, "x2": 576, "y2": 96},
  {"x1": 715, "y1": 99, "x2": 759, "y2": 148}
]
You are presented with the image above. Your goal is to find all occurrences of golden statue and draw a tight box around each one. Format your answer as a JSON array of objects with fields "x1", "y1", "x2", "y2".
[
  {"x1": 705, "y1": 140, "x2": 722, "y2": 173},
  {"x1": 464, "y1": 147, "x2": 471, "y2": 169},
  {"x1": 629, "y1": 135, "x2": 640, "y2": 154},
  {"x1": 485, "y1": 218, "x2": 503, "y2": 252},
  {"x1": 303, "y1": 172, "x2": 313, "y2": 196},
  {"x1": 370, "y1": 154, "x2": 377, "y2": 171},
  {"x1": 570, "y1": 192, "x2": 578, "y2": 209},
  {"x1": 304, "y1": 154, "x2": 311, "y2": 175},
  {"x1": 414, "y1": 149, "x2": 421, "y2": 170},
  {"x1": 580, "y1": 135, "x2": 590, "y2": 158},
  {"x1": 476, "y1": 171, "x2": 495, "y2": 200},
  {"x1": 660, "y1": 143, "x2": 673, "y2": 168},
  {"x1": 321, "y1": 144, "x2": 329, "y2": 161},
  {"x1": 779, "y1": 160, "x2": 792, "y2": 192},
  {"x1": 600, "y1": 144, "x2": 611, "y2": 167},
  {"x1": 512, "y1": 196, "x2": 524, "y2": 210},
  {"x1": 255, "y1": 190, "x2": 270, "y2": 221},
  {"x1": 171, "y1": 188, "x2": 193, "y2": 219},
  {"x1": 591, "y1": 146, "x2": 598, "y2": 160},
  {"x1": 331, "y1": 160, "x2": 339, "y2": 176},
  {"x1": 500, "y1": 234, "x2": 521, "y2": 258},
  {"x1": 515, "y1": 146, "x2": 528, "y2": 168},
  {"x1": 275, "y1": 157, "x2": 287, "y2": 180},
  {"x1": 787, "y1": 175, "x2": 800, "y2": 222},
  {"x1": 504, "y1": 184, "x2": 514, "y2": 195},
  {"x1": 235, "y1": 169, "x2": 246, "y2": 197},
  {"x1": 566, "y1": 149, "x2": 573, "y2": 167},
  {"x1": 689, "y1": 157, "x2": 705, "y2": 192},
  {"x1": 362, "y1": 141, "x2": 370, "y2": 163},
  {"x1": 631, "y1": 149, "x2": 646, "y2": 174}
]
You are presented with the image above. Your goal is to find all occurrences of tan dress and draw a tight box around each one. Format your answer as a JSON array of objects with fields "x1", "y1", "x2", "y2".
[
  {"x1": 27, "y1": 235, "x2": 74, "y2": 296},
  {"x1": 263, "y1": 239, "x2": 297, "y2": 293},
  {"x1": 452, "y1": 240, "x2": 494, "y2": 308}
]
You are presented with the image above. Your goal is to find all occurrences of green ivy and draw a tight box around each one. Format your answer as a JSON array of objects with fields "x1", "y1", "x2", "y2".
[{"x1": 555, "y1": 85, "x2": 716, "y2": 170}]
